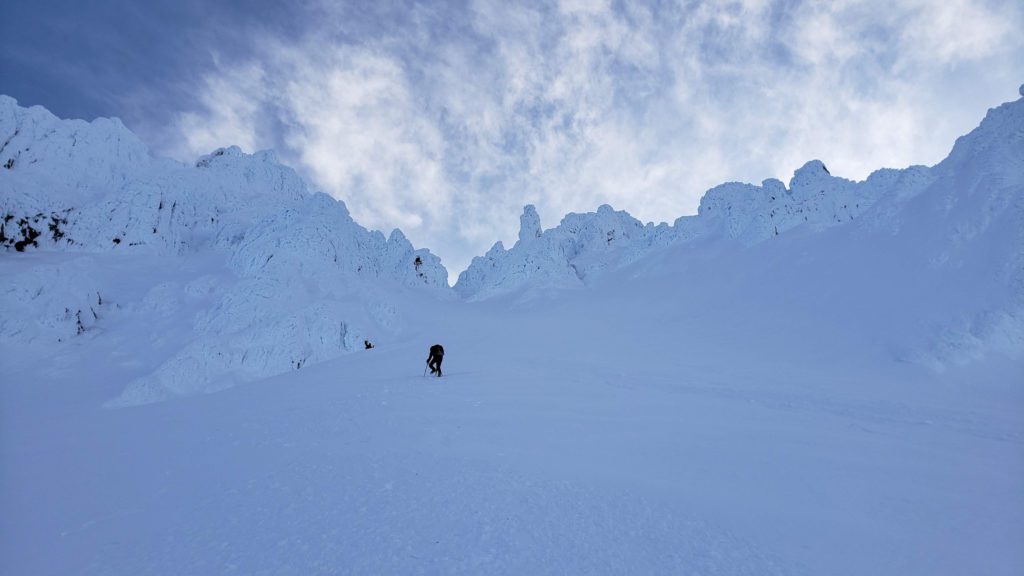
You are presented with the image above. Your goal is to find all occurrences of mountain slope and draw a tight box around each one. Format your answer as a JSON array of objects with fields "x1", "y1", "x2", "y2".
[
  {"x1": 2, "y1": 92, "x2": 1022, "y2": 397},
  {"x1": 1, "y1": 93, "x2": 1022, "y2": 576},
  {"x1": 455, "y1": 96, "x2": 1024, "y2": 370},
  {"x1": 0, "y1": 96, "x2": 448, "y2": 404}
]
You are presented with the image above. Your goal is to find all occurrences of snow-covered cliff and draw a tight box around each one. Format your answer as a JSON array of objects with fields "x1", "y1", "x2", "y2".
[
  {"x1": 454, "y1": 204, "x2": 673, "y2": 300},
  {"x1": 453, "y1": 159, "x2": 938, "y2": 300},
  {"x1": 0, "y1": 95, "x2": 448, "y2": 404},
  {"x1": 0, "y1": 97, "x2": 446, "y2": 285}
]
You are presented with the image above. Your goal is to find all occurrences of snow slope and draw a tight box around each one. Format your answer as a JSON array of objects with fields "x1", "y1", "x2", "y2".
[
  {"x1": 1, "y1": 247, "x2": 1021, "y2": 575},
  {"x1": 1, "y1": 92, "x2": 1023, "y2": 575}
]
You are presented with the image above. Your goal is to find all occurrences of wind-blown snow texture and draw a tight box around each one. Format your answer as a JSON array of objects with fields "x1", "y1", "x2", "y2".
[{"x1": 1, "y1": 92, "x2": 1023, "y2": 575}]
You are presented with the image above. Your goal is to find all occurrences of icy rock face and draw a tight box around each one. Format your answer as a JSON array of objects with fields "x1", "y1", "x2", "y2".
[
  {"x1": 455, "y1": 204, "x2": 673, "y2": 300},
  {"x1": 455, "y1": 160, "x2": 907, "y2": 299},
  {"x1": 0, "y1": 95, "x2": 449, "y2": 405},
  {"x1": 0, "y1": 257, "x2": 110, "y2": 342},
  {"x1": 0, "y1": 96, "x2": 449, "y2": 283},
  {"x1": 0, "y1": 95, "x2": 152, "y2": 210},
  {"x1": 676, "y1": 159, "x2": 911, "y2": 244},
  {"x1": 518, "y1": 204, "x2": 542, "y2": 244},
  {"x1": 224, "y1": 193, "x2": 446, "y2": 289}
]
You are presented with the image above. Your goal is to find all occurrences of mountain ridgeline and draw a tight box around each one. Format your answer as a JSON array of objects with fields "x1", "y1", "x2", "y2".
[{"x1": 1, "y1": 91, "x2": 1021, "y2": 404}]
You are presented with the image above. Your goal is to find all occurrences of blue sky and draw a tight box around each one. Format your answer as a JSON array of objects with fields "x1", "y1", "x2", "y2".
[{"x1": 3, "y1": 0, "x2": 1023, "y2": 274}]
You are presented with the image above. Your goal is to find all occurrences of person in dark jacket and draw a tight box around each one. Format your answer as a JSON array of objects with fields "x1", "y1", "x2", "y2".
[{"x1": 426, "y1": 344, "x2": 444, "y2": 377}]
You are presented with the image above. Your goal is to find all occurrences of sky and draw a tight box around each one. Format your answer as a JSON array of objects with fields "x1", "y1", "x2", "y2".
[{"x1": 2, "y1": 0, "x2": 1023, "y2": 275}]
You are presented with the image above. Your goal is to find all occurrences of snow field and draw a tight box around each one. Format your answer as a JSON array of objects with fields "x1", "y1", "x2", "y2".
[
  {"x1": 2, "y1": 273, "x2": 1021, "y2": 574},
  {"x1": 2, "y1": 92, "x2": 1023, "y2": 574}
]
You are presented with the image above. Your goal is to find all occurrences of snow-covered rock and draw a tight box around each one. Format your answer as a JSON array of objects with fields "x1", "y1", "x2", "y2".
[
  {"x1": 518, "y1": 204, "x2": 542, "y2": 244},
  {"x1": 455, "y1": 159, "x2": 920, "y2": 300},
  {"x1": 675, "y1": 158, "x2": 931, "y2": 244},
  {"x1": 455, "y1": 204, "x2": 673, "y2": 300},
  {"x1": 0, "y1": 95, "x2": 449, "y2": 404},
  {"x1": 0, "y1": 256, "x2": 110, "y2": 342}
]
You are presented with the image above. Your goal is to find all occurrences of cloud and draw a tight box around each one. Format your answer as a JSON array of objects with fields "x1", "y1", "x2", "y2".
[
  {"x1": 170, "y1": 59, "x2": 267, "y2": 160},
  {"x1": 276, "y1": 47, "x2": 449, "y2": 231},
  {"x1": 161, "y1": 0, "x2": 1024, "y2": 276},
  {"x1": 897, "y1": 0, "x2": 1015, "y2": 65},
  {"x1": 166, "y1": 42, "x2": 451, "y2": 246}
]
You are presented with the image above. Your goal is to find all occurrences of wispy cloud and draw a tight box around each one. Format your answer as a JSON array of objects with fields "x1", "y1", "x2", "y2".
[
  {"x1": 171, "y1": 59, "x2": 267, "y2": 158},
  {"x1": 277, "y1": 46, "x2": 449, "y2": 231},
  {"x1": 159, "y1": 0, "x2": 1024, "y2": 275}
]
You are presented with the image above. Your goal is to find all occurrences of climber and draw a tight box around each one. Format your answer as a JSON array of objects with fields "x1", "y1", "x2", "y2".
[
  {"x1": 364, "y1": 340, "x2": 374, "y2": 350},
  {"x1": 426, "y1": 344, "x2": 444, "y2": 377}
]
